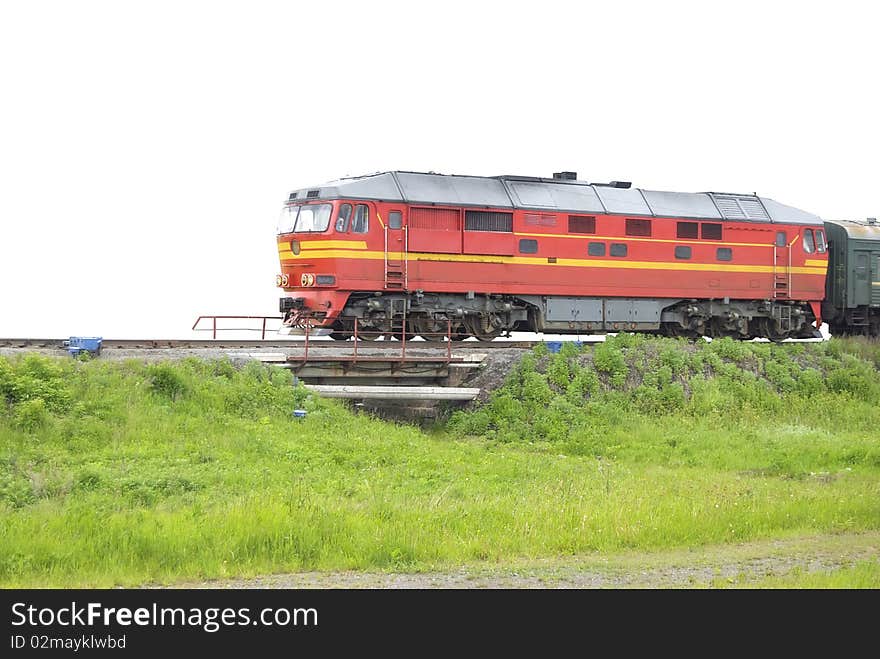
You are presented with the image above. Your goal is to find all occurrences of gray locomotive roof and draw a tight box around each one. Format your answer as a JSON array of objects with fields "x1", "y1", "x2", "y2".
[
  {"x1": 824, "y1": 218, "x2": 880, "y2": 240},
  {"x1": 287, "y1": 171, "x2": 824, "y2": 226}
]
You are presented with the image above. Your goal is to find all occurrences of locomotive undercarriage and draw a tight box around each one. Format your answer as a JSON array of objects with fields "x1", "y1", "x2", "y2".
[{"x1": 318, "y1": 292, "x2": 820, "y2": 341}]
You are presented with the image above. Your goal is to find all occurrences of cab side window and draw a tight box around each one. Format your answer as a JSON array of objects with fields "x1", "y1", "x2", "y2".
[
  {"x1": 335, "y1": 203, "x2": 352, "y2": 233},
  {"x1": 352, "y1": 204, "x2": 370, "y2": 233},
  {"x1": 815, "y1": 229, "x2": 827, "y2": 253},
  {"x1": 803, "y1": 229, "x2": 815, "y2": 254}
]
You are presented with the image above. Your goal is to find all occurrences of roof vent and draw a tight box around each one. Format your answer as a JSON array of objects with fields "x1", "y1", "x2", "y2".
[
  {"x1": 867, "y1": 217, "x2": 877, "y2": 225},
  {"x1": 552, "y1": 171, "x2": 578, "y2": 181},
  {"x1": 288, "y1": 192, "x2": 298, "y2": 200},
  {"x1": 592, "y1": 181, "x2": 633, "y2": 189},
  {"x1": 306, "y1": 190, "x2": 320, "y2": 198}
]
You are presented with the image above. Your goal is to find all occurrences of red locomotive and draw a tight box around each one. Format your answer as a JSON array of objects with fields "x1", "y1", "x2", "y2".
[{"x1": 275, "y1": 171, "x2": 828, "y2": 341}]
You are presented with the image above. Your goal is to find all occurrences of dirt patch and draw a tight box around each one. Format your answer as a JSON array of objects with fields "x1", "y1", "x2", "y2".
[{"x1": 162, "y1": 531, "x2": 880, "y2": 589}]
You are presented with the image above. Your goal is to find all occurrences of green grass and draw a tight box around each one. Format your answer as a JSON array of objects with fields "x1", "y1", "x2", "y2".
[
  {"x1": 1, "y1": 338, "x2": 879, "y2": 587},
  {"x1": 716, "y1": 560, "x2": 880, "y2": 588}
]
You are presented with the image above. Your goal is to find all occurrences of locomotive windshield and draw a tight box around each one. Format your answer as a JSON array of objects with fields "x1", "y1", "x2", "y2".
[{"x1": 277, "y1": 203, "x2": 332, "y2": 234}]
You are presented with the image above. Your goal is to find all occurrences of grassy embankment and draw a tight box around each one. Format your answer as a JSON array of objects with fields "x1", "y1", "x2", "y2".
[{"x1": 1, "y1": 336, "x2": 879, "y2": 587}]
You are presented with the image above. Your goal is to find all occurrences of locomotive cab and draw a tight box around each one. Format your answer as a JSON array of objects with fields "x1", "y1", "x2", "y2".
[{"x1": 276, "y1": 197, "x2": 379, "y2": 331}]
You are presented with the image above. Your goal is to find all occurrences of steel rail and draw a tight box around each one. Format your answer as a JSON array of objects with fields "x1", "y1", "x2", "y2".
[{"x1": 0, "y1": 338, "x2": 593, "y2": 350}]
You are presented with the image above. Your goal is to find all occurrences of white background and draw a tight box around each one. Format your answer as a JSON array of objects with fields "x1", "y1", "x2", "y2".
[{"x1": 1, "y1": 0, "x2": 877, "y2": 339}]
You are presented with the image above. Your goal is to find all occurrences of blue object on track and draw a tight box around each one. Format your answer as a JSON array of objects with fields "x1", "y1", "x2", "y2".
[
  {"x1": 292, "y1": 409, "x2": 307, "y2": 419},
  {"x1": 64, "y1": 336, "x2": 103, "y2": 357}
]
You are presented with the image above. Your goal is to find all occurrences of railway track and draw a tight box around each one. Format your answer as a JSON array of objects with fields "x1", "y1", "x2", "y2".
[{"x1": 0, "y1": 338, "x2": 581, "y2": 350}]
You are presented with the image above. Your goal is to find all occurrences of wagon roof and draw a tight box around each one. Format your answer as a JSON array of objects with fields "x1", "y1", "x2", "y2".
[
  {"x1": 287, "y1": 171, "x2": 824, "y2": 226},
  {"x1": 824, "y1": 218, "x2": 880, "y2": 240}
]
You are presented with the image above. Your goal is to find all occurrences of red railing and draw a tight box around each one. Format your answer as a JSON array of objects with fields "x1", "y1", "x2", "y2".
[
  {"x1": 192, "y1": 314, "x2": 457, "y2": 363},
  {"x1": 191, "y1": 315, "x2": 284, "y2": 340}
]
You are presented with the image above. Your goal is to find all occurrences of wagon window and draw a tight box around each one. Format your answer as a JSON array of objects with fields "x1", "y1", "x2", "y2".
[
  {"x1": 352, "y1": 204, "x2": 370, "y2": 233},
  {"x1": 625, "y1": 218, "x2": 651, "y2": 237},
  {"x1": 610, "y1": 243, "x2": 628, "y2": 257},
  {"x1": 815, "y1": 230, "x2": 827, "y2": 253},
  {"x1": 335, "y1": 203, "x2": 352, "y2": 233},
  {"x1": 716, "y1": 247, "x2": 733, "y2": 261},
  {"x1": 701, "y1": 223, "x2": 722, "y2": 240},
  {"x1": 803, "y1": 229, "x2": 815, "y2": 254},
  {"x1": 856, "y1": 254, "x2": 868, "y2": 280},
  {"x1": 677, "y1": 222, "x2": 698, "y2": 239},
  {"x1": 588, "y1": 242, "x2": 605, "y2": 257},
  {"x1": 674, "y1": 246, "x2": 692, "y2": 259}
]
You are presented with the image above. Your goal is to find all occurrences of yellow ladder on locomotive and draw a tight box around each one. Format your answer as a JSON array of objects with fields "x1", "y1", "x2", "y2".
[
  {"x1": 384, "y1": 218, "x2": 408, "y2": 290},
  {"x1": 771, "y1": 237, "x2": 794, "y2": 334},
  {"x1": 772, "y1": 240, "x2": 792, "y2": 300}
]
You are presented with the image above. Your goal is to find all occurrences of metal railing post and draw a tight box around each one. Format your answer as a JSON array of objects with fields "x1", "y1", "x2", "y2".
[
  {"x1": 447, "y1": 319, "x2": 452, "y2": 362},
  {"x1": 401, "y1": 313, "x2": 407, "y2": 360},
  {"x1": 353, "y1": 317, "x2": 359, "y2": 362}
]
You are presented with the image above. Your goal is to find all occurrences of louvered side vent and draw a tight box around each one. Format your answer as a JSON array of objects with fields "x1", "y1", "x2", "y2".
[
  {"x1": 464, "y1": 211, "x2": 513, "y2": 232},
  {"x1": 409, "y1": 207, "x2": 461, "y2": 230},
  {"x1": 712, "y1": 194, "x2": 770, "y2": 221},
  {"x1": 306, "y1": 190, "x2": 320, "y2": 198},
  {"x1": 874, "y1": 256, "x2": 880, "y2": 306}
]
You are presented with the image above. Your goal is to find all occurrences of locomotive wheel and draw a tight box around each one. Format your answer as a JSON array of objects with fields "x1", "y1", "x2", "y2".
[
  {"x1": 413, "y1": 317, "x2": 449, "y2": 342},
  {"x1": 354, "y1": 329, "x2": 385, "y2": 341},
  {"x1": 464, "y1": 316, "x2": 502, "y2": 342},
  {"x1": 328, "y1": 319, "x2": 353, "y2": 341}
]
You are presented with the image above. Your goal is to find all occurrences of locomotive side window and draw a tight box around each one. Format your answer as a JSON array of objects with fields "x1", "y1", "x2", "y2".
[
  {"x1": 389, "y1": 211, "x2": 403, "y2": 230},
  {"x1": 610, "y1": 243, "x2": 628, "y2": 257},
  {"x1": 701, "y1": 223, "x2": 722, "y2": 240},
  {"x1": 352, "y1": 204, "x2": 370, "y2": 233},
  {"x1": 716, "y1": 247, "x2": 733, "y2": 261},
  {"x1": 815, "y1": 230, "x2": 827, "y2": 253},
  {"x1": 674, "y1": 246, "x2": 692, "y2": 259},
  {"x1": 588, "y1": 242, "x2": 606, "y2": 257},
  {"x1": 775, "y1": 231, "x2": 786, "y2": 247},
  {"x1": 677, "y1": 222, "x2": 699, "y2": 239},
  {"x1": 464, "y1": 210, "x2": 513, "y2": 232},
  {"x1": 568, "y1": 215, "x2": 596, "y2": 234},
  {"x1": 625, "y1": 219, "x2": 651, "y2": 237},
  {"x1": 803, "y1": 229, "x2": 816, "y2": 254},
  {"x1": 335, "y1": 203, "x2": 352, "y2": 233},
  {"x1": 519, "y1": 239, "x2": 538, "y2": 254}
]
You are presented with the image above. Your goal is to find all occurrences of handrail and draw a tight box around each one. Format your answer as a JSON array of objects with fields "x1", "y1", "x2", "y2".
[{"x1": 191, "y1": 315, "x2": 284, "y2": 340}]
